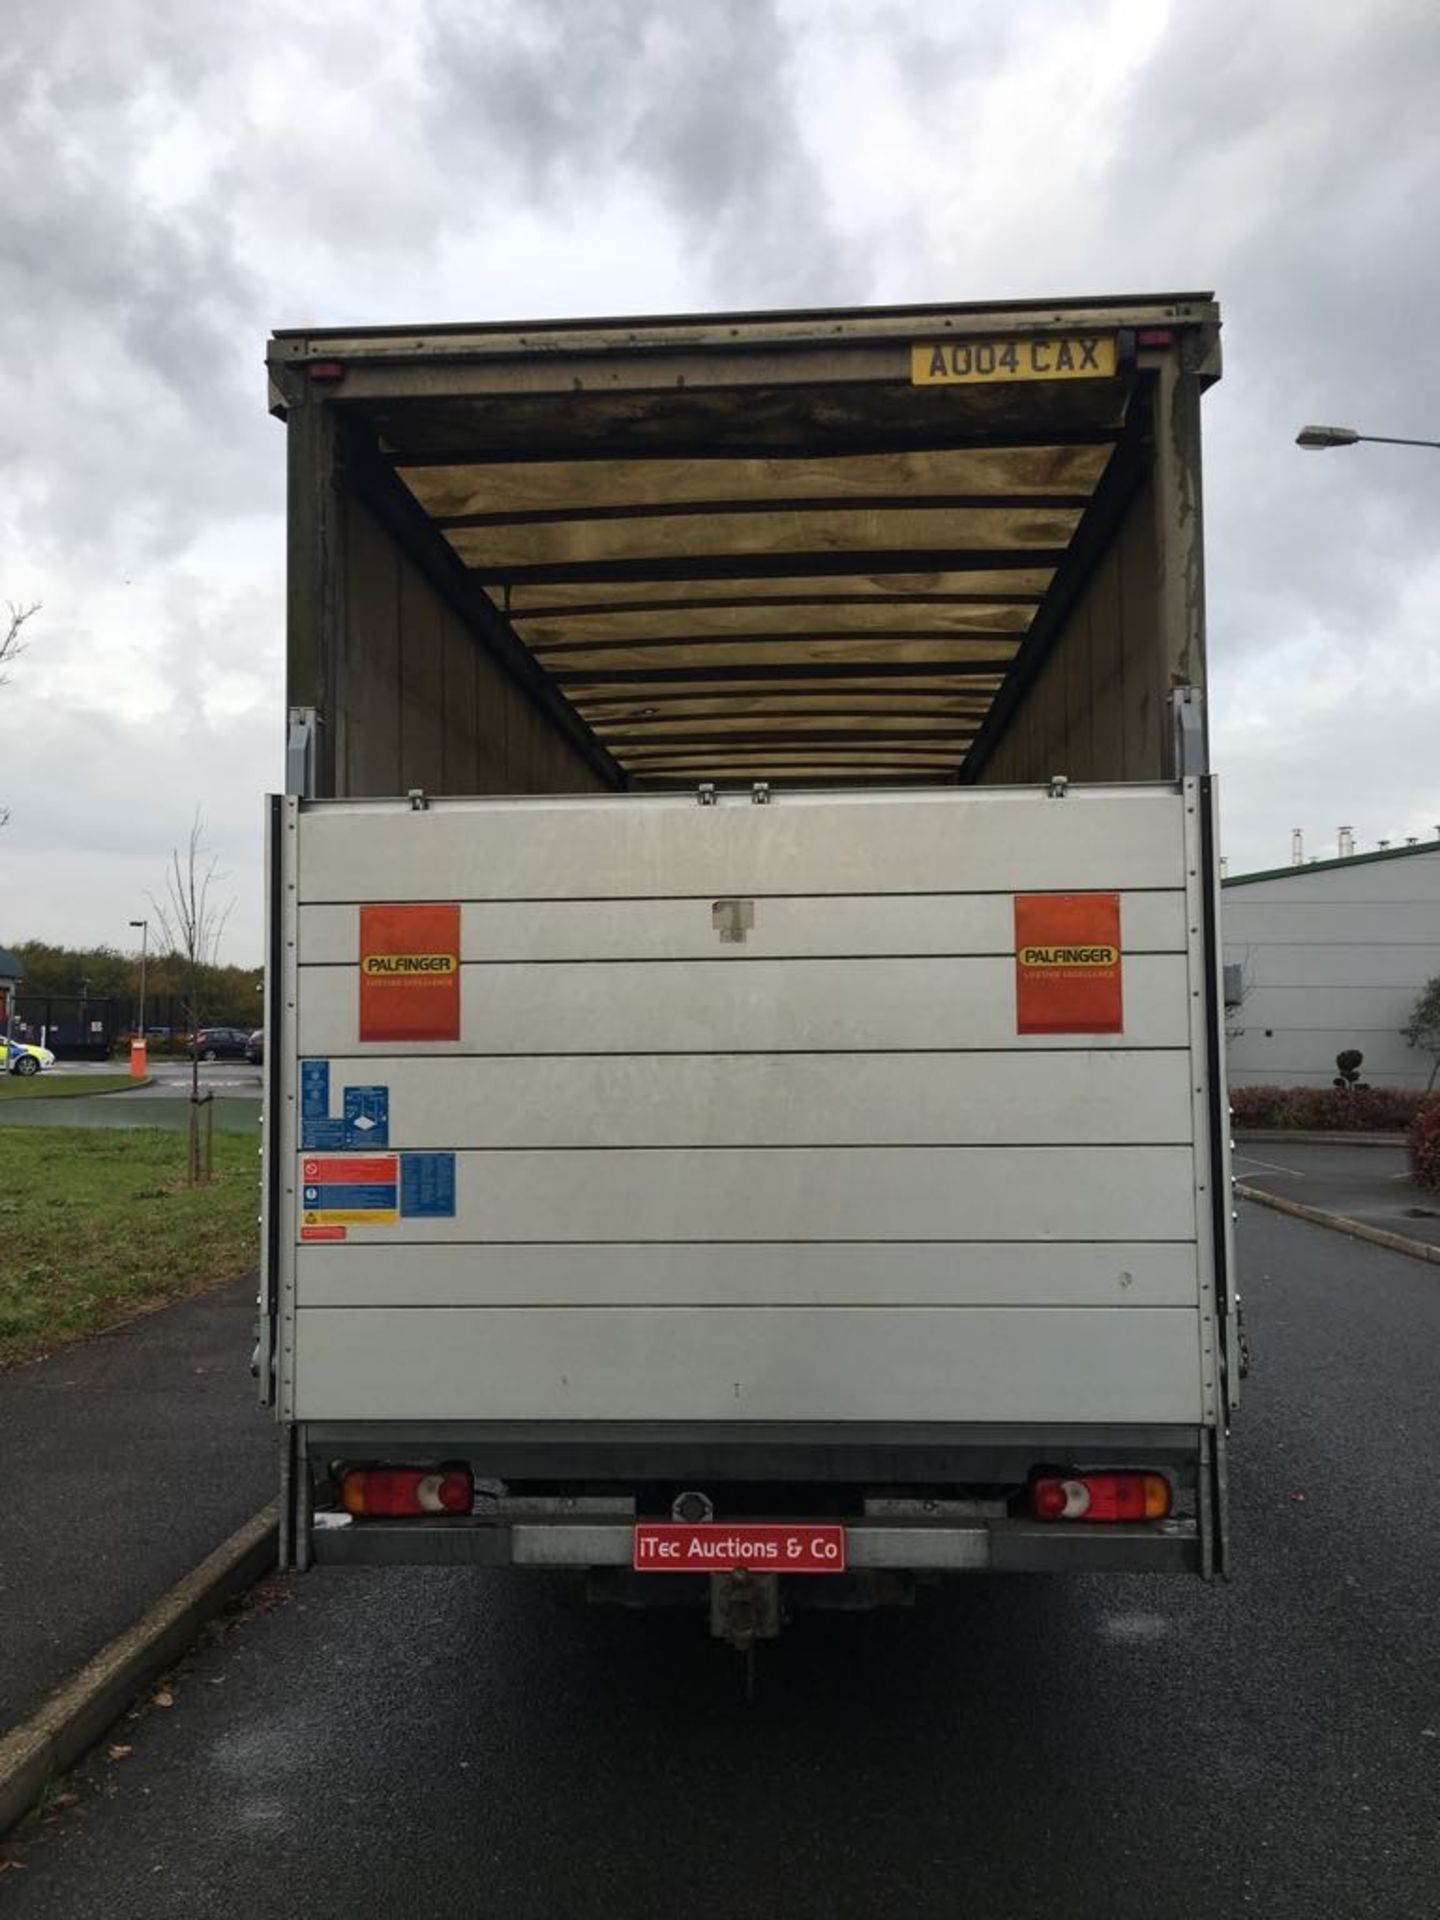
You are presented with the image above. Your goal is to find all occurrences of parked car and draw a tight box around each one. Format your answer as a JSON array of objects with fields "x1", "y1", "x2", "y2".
[
  {"x1": 192, "y1": 1026, "x2": 252, "y2": 1061},
  {"x1": 245, "y1": 1029, "x2": 264, "y2": 1065},
  {"x1": 6, "y1": 1039, "x2": 56, "y2": 1077}
]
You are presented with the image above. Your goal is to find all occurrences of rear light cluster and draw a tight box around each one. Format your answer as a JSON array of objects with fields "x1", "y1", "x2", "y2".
[
  {"x1": 1030, "y1": 1472, "x2": 1170, "y2": 1523},
  {"x1": 341, "y1": 1467, "x2": 474, "y2": 1517}
]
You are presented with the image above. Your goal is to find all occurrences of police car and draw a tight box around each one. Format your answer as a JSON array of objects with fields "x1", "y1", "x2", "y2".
[{"x1": 5, "y1": 1038, "x2": 55, "y2": 1077}]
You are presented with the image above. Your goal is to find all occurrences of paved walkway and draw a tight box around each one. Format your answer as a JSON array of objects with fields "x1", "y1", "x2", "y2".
[
  {"x1": 1232, "y1": 1137, "x2": 1440, "y2": 1250},
  {"x1": 0, "y1": 1276, "x2": 276, "y2": 1730}
]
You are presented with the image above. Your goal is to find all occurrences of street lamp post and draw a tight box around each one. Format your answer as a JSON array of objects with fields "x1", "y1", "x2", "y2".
[
  {"x1": 128, "y1": 918, "x2": 149, "y2": 1079},
  {"x1": 1296, "y1": 424, "x2": 1440, "y2": 451}
]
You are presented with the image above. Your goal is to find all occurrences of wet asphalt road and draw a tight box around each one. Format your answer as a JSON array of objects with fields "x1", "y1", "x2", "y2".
[
  {"x1": 0, "y1": 1062, "x2": 261, "y2": 1132},
  {"x1": 8, "y1": 1203, "x2": 1440, "y2": 1919},
  {"x1": 1232, "y1": 1137, "x2": 1440, "y2": 1250}
]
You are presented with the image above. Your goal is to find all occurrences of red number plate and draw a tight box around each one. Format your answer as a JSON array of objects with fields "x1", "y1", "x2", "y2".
[{"x1": 632, "y1": 1523, "x2": 846, "y2": 1574}]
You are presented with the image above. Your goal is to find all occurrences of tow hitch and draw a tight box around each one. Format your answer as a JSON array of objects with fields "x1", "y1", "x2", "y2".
[{"x1": 710, "y1": 1569, "x2": 780, "y2": 1652}]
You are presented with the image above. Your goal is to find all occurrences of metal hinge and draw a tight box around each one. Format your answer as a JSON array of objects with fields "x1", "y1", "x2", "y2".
[
  {"x1": 285, "y1": 707, "x2": 317, "y2": 798},
  {"x1": 1170, "y1": 686, "x2": 1208, "y2": 778},
  {"x1": 697, "y1": 782, "x2": 717, "y2": 806},
  {"x1": 751, "y1": 782, "x2": 771, "y2": 805},
  {"x1": 407, "y1": 788, "x2": 430, "y2": 812},
  {"x1": 1047, "y1": 773, "x2": 1069, "y2": 799}
]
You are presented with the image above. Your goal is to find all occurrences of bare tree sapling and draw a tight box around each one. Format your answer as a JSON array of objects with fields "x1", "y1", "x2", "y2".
[{"x1": 151, "y1": 813, "x2": 235, "y2": 1182}]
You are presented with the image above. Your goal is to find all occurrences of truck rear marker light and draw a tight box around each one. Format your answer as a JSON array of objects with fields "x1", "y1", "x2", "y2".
[
  {"x1": 341, "y1": 1467, "x2": 474, "y2": 1517},
  {"x1": 1136, "y1": 328, "x2": 1174, "y2": 348},
  {"x1": 307, "y1": 360, "x2": 346, "y2": 383},
  {"x1": 1030, "y1": 1473, "x2": 1170, "y2": 1523}
]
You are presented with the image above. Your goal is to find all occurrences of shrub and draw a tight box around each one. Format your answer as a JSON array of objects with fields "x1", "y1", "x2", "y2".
[
  {"x1": 1411, "y1": 1105, "x2": 1440, "y2": 1189},
  {"x1": 1402, "y1": 975, "x2": 1440, "y2": 1093},
  {"x1": 1230, "y1": 1084, "x2": 1435, "y2": 1132}
]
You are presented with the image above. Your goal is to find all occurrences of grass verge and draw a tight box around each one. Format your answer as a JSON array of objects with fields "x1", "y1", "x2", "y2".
[
  {"x1": 0, "y1": 1127, "x2": 260, "y2": 1368},
  {"x1": 0, "y1": 1074, "x2": 138, "y2": 1102}
]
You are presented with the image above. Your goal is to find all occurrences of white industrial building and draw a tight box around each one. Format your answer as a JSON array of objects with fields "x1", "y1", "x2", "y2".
[{"x1": 1222, "y1": 839, "x2": 1440, "y2": 1088}]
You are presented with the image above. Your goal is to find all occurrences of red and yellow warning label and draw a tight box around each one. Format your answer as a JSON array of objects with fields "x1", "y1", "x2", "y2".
[
  {"x1": 359, "y1": 903, "x2": 461, "y2": 1043},
  {"x1": 1015, "y1": 894, "x2": 1123, "y2": 1034}
]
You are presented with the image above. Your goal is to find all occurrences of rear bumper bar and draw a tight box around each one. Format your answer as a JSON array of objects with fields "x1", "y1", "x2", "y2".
[{"x1": 310, "y1": 1515, "x2": 1201, "y2": 1575}]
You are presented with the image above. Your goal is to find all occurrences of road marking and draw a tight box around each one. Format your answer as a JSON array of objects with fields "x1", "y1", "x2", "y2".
[
  {"x1": 1097, "y1": 1610, "x2": 1172, "y2": 1645},
  {"x1": 1232, "y1": 1153, "x2": 1306, "y2": 1178}
]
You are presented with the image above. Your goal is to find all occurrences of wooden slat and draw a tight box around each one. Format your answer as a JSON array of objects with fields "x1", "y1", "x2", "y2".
[
  {"x1": 512, "y1": 601, "x2": 1036, "y2": 641},
  {"x1": 504, "y1": 570, "x2": 1055, "y2": 612},
  {"x1": 622, "y1": 733, "x2": 983, "y2": 748},
  {"x1": 616, "y1": 757, "x2": 968, "y2": 774},
  {"x1": 532, "y1": 630, "x2": 1022, "y2": 658},
  {"x1": 616, "y1": 755, "x2": 972, "y2": 771},
  {"x1": 593, "y1": 719, "x2": 978, "y2": 743},
  {"x1": 446, "y1": 505, "x2": 1083, "y2": 571},
  {"x1": 556, "y1": 668, "x2": 1009, "y2": 691},
  {"x1": 440, "y1": 492, "x2": 1089, "y2": 531},
  {"x1": 399, "y1": 445, "x2": 1114, "y2": 520},
  {"x1": 542, "y1": 637, "x2": 1020, "y2": 673},
  {"x1": 571, "y1": 692, "x2": 996, "y2": 720},
  {"x1": 480, "y1": 550, "x2": 1071, "y2": 587}
]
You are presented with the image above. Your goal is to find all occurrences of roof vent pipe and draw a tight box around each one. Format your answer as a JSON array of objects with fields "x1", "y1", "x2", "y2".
[
  {"x1": 1338, "y1": 826, "x2": 1354, "y2": 859},
  {"x1": 1291, "y1": 829, "x2": 1304, "y2": 867}
]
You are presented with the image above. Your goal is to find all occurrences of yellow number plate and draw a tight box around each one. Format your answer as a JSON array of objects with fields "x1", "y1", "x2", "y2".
[{"x1": 912, "y1": 335, "x2": 1117, "y2": 386}]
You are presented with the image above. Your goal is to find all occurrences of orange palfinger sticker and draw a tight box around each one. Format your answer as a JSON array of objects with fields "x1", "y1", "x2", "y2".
[
  {"x1": 359, "y1": 903, "x2": 461, "y2": 1043},
  {"x1": 1015, "y1": 894, "x2": 1123, "y2": 1035}
]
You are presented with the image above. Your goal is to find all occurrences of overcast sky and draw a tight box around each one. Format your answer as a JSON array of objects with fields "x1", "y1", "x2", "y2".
[{"x1": 3, "y1": 0, "x2": 1437, "y2": 962}]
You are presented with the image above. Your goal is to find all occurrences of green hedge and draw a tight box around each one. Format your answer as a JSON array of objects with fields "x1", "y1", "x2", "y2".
[
  {"x1": 1411, "y1": 1106, "x2": 1440, "y2": 1190},
  {"x1": 1230, "y1": 1085, "x2": 1436, "y2": 1132}
]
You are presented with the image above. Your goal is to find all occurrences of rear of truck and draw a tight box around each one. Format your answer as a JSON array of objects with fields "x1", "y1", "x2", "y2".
[{"x1": 261, "y1": 295, "x2": 1238, "y2": 1628}]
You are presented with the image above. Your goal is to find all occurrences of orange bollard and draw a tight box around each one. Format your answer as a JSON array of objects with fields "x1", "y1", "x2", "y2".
[{"x1": 129, "y1": 1037, "x2": 148, "y2": 1080}]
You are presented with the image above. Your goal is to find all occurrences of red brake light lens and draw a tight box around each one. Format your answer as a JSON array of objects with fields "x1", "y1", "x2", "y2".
[
  {"x1": 341, "y1": 1467, "x2": 474, "y2": 1517},
  {"x1": 1030, "y1": 1472, "x2": 1171, "y2": 1523}
]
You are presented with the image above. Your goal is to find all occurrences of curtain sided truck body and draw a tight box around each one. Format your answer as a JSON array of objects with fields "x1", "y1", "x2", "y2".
[{"x1": 261, "y1": 293, "x2": 1238, "y2": 1640}]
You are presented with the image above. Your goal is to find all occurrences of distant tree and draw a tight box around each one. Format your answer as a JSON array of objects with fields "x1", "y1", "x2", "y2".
[
  {"x1": 0, "y1": 601, "x2": 41, "y2": 827},
  {"x1": 150, "y1": 813, "x2": 235, "y2": 1182},
  {"x1": 1402, "y1": 977, "x2": 1440, "y2": 1092},
  {"x1": 3, "y1": 939, "x2": 260, "y2": 1032}
]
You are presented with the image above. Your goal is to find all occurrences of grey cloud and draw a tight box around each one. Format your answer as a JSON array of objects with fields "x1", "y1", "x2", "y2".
[
  {"x1": 0, "y1": 21, "x2": 267, "y2": 565},
  {"x1": 2, "y1": 0, "x2": 1439, "y2": 947},
  {"x1": 1104, "y1": 1, "x2": 1440, "y2": 638},
  {"x1": 1090, "y1": 2, "x2": 1440, "y2": 865},
  {"x1": 421, "y1": 0, "x2": 866, "y2": 304},
  {"x1": 874, "y1": 0, "x2": 1064, "y2": 104}
]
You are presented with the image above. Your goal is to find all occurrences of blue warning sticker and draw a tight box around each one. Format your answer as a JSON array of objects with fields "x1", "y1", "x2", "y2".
[
  {"x1": 400, "y1": 1153, "x2": 457, "y2": 1219},
  {"x1": 300, "y1": 1061, "x2": 390, "y2": 1150}
]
